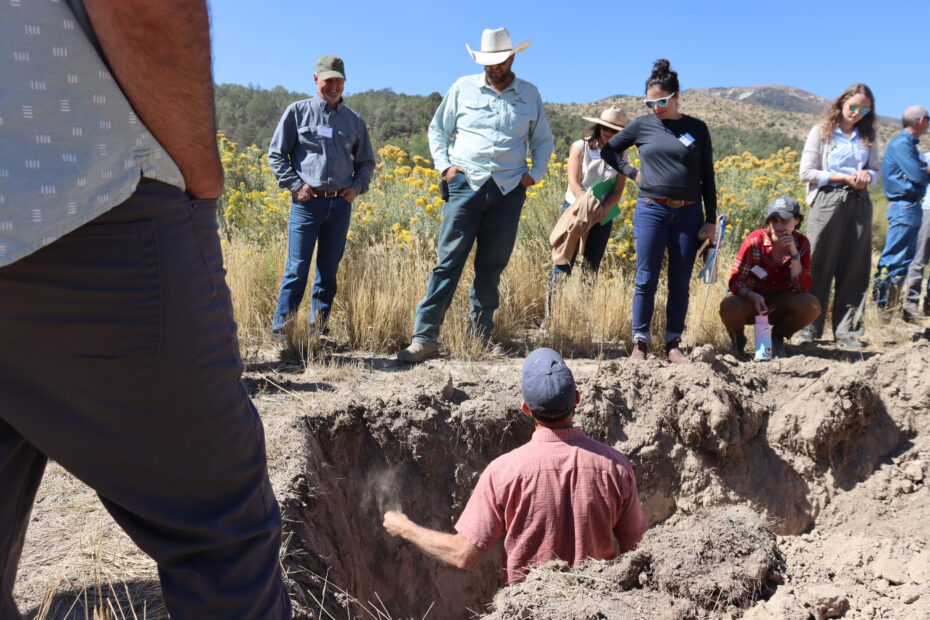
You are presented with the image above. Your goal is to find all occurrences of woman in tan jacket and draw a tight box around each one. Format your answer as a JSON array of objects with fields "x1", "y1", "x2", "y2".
[{"x1": 797, "y1": 83, "x2": 879, "y2": 349}]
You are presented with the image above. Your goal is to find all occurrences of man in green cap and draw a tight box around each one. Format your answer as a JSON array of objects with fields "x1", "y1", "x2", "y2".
[{"x1": 268, "y1": 54, "x2": 375, "y2": 340}]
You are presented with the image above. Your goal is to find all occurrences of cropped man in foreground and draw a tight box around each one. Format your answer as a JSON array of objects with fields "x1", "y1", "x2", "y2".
[
  {"x1": 383, "y1": 348, "x2": 647, "y2": 585},
  {"x1": 0, "y1": 1, "x2": 290, "y2": 617}
]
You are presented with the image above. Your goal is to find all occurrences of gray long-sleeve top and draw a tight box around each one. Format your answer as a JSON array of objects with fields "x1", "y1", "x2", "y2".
[{"x1": 267, "y1": 96, "x2": 375, "y2": 195}]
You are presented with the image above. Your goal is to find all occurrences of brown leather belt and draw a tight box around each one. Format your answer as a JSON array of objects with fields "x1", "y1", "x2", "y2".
[
  {"x1": 645, "y1": 197, "x2": 697, "y2": 208},
  {"x1": 311, "y1": 187, "x2": 342, "y2": 198}
]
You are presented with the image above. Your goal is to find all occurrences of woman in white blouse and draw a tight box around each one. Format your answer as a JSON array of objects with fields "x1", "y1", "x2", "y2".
[{"x1": 798, "y1": 83, "x2": 879, "y2": 349}]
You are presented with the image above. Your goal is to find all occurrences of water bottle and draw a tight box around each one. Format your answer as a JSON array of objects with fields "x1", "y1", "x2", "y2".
[{"x1": 754, "y1": 314, "x2": 772, "y2": 361}]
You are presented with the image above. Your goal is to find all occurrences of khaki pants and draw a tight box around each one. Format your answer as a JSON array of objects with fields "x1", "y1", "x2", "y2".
[{"x1": 720, "y1": 291, "x2": 821, "y2": 339}]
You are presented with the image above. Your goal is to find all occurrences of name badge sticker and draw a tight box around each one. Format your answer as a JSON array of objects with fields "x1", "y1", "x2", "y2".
[
  {"x1": 317, "y1": 125, "x2": 333, "y2": 138},
  {"x1": 588, "y1": 149, "x2": 601, "y2": 160},
  {"x1": 750, "y1": 265, "x2": 768, "y2": 279},
  {"x1": 678, "y1": 132, "x2": 695, "y2": 147}
]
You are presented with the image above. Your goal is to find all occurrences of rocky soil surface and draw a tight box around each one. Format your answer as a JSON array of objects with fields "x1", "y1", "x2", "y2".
[{"x1": 14, "y1": 340, "x2": 930, "y2": 619}]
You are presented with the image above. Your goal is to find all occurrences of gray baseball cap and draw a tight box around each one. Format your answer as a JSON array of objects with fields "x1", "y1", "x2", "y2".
[
  {"x1": 316, "y1": 55, "x2": 345, "y2": 80},
  {"x1": 766, "y1": 195, "x2": 802, "y2": 221}
]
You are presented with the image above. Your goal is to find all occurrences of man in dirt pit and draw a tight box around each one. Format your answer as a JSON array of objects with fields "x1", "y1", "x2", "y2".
[
  {"x1": 383, "y1": 348, "x2": 648, "y2": 585},
  {"x1": 0, "y1": 1, "x2": 290, "y2": 617}
]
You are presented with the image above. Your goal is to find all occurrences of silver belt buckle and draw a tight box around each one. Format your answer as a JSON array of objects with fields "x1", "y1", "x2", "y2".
[{"x1": 667, "y1": 199, "x2": 686, "y2": 208}]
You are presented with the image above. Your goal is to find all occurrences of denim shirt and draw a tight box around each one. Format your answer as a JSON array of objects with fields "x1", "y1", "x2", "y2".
[
  {"x1": 881, "y1": 129, "x2": 930, "y2": 203},
  {"x1": 267, "y1": 96, "x2": 375, "y2": 195},
  {"x1": 428, "y1": 74, "x2": 554, "y2": 195}
]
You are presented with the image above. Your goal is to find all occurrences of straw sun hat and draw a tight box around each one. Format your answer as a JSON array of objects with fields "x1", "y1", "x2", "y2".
[
  {"x1": 466, "y1": 28, "x2": 530, "y2": 65},
  {"x1": 581, "y1": 107, "x2": 628, "y2": 132}
]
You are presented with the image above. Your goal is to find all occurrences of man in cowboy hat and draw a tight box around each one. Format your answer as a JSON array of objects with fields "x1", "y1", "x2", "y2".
[
  {"x1": 397, "y1": 28, "x2": 554, "y2": 363},
  {"x1": 267, "y1": 55, "x2": 375, "y2": 341},
  {"x1": 383, "y1": 348, "x2": 647, "y2": 584}
]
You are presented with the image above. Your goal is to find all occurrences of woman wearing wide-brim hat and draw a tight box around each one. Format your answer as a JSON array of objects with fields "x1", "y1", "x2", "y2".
[{"x1": 546, "y1": 107, "x2": 629, "y2": 315}]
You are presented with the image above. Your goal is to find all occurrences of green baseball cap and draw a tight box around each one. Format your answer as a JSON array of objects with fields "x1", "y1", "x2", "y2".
[{"x1": 316, "y1": 55, "x2": 345, "y2": 80}]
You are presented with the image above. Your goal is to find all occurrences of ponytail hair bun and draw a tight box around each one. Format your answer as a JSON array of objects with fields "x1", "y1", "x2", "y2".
[{"x1": 645, "y1": 58, "x2": 680, "y2": 95}]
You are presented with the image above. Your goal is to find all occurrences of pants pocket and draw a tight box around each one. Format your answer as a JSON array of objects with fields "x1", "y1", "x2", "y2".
[{"x1": 11, "y1": 220, "x2": 162, "y2": 383}]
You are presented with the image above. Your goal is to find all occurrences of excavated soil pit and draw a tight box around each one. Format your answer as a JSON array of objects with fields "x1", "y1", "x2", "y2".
[{"x1": 281, "y1": 342, "x2": 930, "y2": 619}]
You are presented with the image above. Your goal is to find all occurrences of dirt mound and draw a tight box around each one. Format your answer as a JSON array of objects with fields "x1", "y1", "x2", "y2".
[
  {"x1": 484, "y1": 506, "x2": 782, "y2": 619},
  {"x1": 277, "y1": 342, "x2": 930, "y2": 618}
]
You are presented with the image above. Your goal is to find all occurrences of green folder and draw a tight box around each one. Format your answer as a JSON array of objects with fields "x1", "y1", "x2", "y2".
[{"x1": 591, "y1": 178, "x2": 619, "y2": 226}]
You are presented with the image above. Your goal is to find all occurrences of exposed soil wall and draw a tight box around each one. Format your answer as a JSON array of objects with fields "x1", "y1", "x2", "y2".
[{"x1": 281, "y1": 342, "x2": 930, "y2": 619}]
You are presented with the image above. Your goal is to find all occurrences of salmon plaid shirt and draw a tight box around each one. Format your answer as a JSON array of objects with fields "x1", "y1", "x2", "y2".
[{"x1": 455, "y1": 427, "x2": 647, "y2": 585}]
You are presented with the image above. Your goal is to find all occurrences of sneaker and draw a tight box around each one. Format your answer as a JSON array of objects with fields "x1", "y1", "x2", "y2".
[
  {"x1": 903, "y1": 305, "x2": 925, "y2": 322},
  {"x1": 397, "y1": 341, "x2": 440, "y2": 363},
  {"x1": 772, "y1": 333, "x2": 787, "y2": 358},
  {"x1": 835, "y1": 335, "x2": 864, "y2": 349},
  {"x1": 271, "y1": 329, "x2": 286, "y2": 342},
  {"x1": 665, "y1": 338, "x2": 688, "y2": 364},
  {"x1": 630, "y1": 341, "x2": 648, "y2": 361},
  {"x1": 794, "y1": 331, "x2": 814, "y2": 346}
]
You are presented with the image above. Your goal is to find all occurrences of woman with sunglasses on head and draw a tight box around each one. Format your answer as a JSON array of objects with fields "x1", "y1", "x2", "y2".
[
  {"x1": 797, "y1": 83, "x2": 879, "y2": 349},
  {"x1": 601, "y1": 59, "x2": 717, "y2": 363},
  {"x1": 546, "y1": 108, "x2": 628, "y2": 316}
]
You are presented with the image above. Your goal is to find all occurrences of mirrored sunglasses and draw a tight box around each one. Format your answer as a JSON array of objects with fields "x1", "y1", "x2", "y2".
[{"x1": 848, "y1": 103, "x2": 871, "y2": 115}]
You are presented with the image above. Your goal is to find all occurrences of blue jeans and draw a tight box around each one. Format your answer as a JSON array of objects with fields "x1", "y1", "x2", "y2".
[
  {"x1": 412, "y1": 174, "x2": 526, "y2": 344},
  {"x1": 631, "y1": 198, "x2": 703, "y2": 343},
  {"x1": 272, "y1": 197, "x2": 351, "y2": 331},
  {"x1": 874, "y1": 200, "x2": 923, "y2": 306}
]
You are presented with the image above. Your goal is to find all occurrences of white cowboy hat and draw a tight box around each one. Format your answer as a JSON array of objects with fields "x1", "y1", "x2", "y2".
[
  {"x1": 581, "y1": 107, "x2": 628, "y2": 132},
  {"x1": 466, "y1": 28, "x2": 531, "y2": 66}
]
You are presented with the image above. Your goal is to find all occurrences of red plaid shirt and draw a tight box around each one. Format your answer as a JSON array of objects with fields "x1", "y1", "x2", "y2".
[
  {"x1": 728, "y1": 229, "x2": 812, "y2": 296},
  {"x1": 455, "y1": 427, "x2": 647, "y2": 585}
]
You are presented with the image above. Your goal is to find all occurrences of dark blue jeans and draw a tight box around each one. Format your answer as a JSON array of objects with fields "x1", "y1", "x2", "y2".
[
  {"x1": 412, "y1": 174, "x2": 526, "y2": 344},
  {"x1": 874, "y1": 199, "x2": 923, "y2": 306},
  {"x1": 272, "y1": 197, "x2": 351, "y2": 332},
  {"x1": 631, "y1": 198, "x2": 703, "y2": 343}
]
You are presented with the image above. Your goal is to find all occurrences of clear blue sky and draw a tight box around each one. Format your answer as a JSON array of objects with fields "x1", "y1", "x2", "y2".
[{"x1": 211, "y1": 0, "x2": 927, "y2": 120}]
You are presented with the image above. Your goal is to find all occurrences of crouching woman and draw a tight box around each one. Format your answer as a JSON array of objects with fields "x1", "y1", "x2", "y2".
[{"x1": 720, "y1": 196, "x2": 821, "y2": 357}]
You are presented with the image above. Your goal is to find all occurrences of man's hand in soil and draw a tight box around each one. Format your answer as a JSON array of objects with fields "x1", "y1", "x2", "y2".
[{"x1": 383, "y1": 511, "x2": 483, "y2": 570}]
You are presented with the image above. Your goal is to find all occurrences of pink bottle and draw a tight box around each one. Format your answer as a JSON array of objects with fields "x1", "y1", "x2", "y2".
[{"x1": 754, "y1": 314, "x2": 772, "y2": 361}]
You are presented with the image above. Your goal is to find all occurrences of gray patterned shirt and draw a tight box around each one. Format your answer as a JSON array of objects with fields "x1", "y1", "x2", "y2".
[{"x1": 0, "y1": 0, "x2": 184, "y2": 267}]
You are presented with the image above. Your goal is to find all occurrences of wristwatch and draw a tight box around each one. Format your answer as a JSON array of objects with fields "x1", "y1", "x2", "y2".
[{"x1": 790, "y1": 253, "x2": 801, "y2": 261}]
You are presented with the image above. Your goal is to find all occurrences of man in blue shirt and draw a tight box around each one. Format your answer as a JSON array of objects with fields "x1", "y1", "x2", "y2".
[
  {"x1": 398, "y1": 28, "x2": 554, "y2": 363},
  {"x1": 874, "y1": 106, "x2": 930, "y2": 309},
  {"x1": 267, "y1": 55, "x2": 375, "y2": 340},
  {"x1": 904, "y1": 152, "x2": 930, "y2": 319}
]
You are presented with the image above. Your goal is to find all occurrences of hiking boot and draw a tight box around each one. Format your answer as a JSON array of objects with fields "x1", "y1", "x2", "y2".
[
  {"x1": 271, "y1": 329, "x2": 286, "y2": 343},
  {"x1": 665, "y1": 338, "x2": 688, "y2": 364},
  {"x1": 730, "y1": 331, "x2": 748, "y2": 355},
  {"x1": 903, "y1": 305, "x2": 925, "y2": 322},
  {"x1": 397, "y1": 341, "x2": 440, "y2": 363},
  {"x1": 835, "y1": 335, "x2": 864, "y2": 349},
  {"x1": 794, "y1": 330, "x2": 814, "y2": 346},
  {"x1": 772, "y1": 333, "x2": 787, "y2": 358},
  {"x1": 630, "y1": 340, "x2": 648, "y2": 361}
]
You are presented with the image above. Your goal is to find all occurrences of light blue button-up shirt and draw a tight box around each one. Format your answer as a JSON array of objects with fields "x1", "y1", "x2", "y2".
[
  {"x1": 819, "y1": 127, "x2": 879, "y2": 187},
  {"x1": 428, "y1": 74, "x2": 553, "y2": 195}
]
